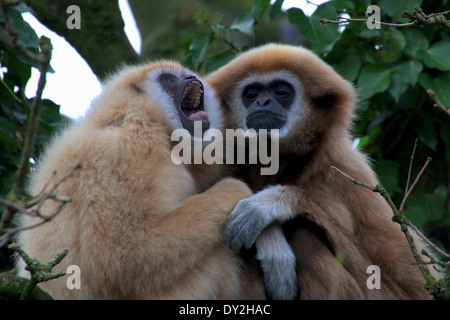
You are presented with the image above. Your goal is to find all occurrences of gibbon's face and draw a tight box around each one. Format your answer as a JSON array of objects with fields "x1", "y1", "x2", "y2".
[
  {"x1": 231, "y1": 70, "x2": 308, "y2": 138},
  {"x1": 140, "y1": 64, "x2": 222, "y2": 135}
]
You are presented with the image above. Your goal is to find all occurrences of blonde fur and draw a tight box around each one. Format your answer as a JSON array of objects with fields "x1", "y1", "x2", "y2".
[
  {"x1": 207, "y1": 44, "x2": 438, "y2": 300},
  {"x1": 15, "y1": 61, "x2": 252, "y2": 299}
]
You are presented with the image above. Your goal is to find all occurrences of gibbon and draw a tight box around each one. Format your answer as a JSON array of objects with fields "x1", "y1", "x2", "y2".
[
  {"x1": 15, "y1": 61, "x2": 253, "y2": 299},
  {"x1": 206, "y1": 43, "x2": 439, "y2": 299}
]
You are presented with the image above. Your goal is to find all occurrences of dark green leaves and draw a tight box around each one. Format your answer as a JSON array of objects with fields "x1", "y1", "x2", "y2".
[
  {"x1": 380, "y1": 28, "x2": 405, "y2": 63},
  {"x1": 374, "y1": 159, "x2": 402, "y2": 193},
  {"x1": 205, "y1": 50, "x2": 236, "y2": 74},
  {"x1": 189, "y1": 33, "x2": 212, "y2": 70},
  {"x1": 357, "y1": 64, "x2": 392, "y2": 98},
  {"x1": 416, "y1": 41, "x2": 450, "y2": 71},
  {"x1": 379, "y1": 0, "x2": 423, "y2": 21},
  {"x1": 231, "y1": 12, "x2": 255, "y2": 36},
  {"x1": 419, "y1": 72, "x2": 450, "y2": 107},
  {"x1": 287, "y1": 6, "x2": 338, "y2": 45},
  {"x1": 333, "y1": 53, "x2": 362, "y2": 82}
]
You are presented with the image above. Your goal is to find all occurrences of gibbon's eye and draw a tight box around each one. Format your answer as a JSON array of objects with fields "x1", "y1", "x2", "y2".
[
  {"x1": 243, "y1": 85, "x2": 263, "y2": 104},
  {"x1": 270, "y1": 80, "x2": 294, "y2": 100},
  {"x1": 159, "y1": 73, "x2": 177, "y2": 85},
  {"x1": 245, "y1": 92, "x2": 258, "y2": 102},
  {"x1": 274, "y1": 90, "x2": 290, "y2": 98}
]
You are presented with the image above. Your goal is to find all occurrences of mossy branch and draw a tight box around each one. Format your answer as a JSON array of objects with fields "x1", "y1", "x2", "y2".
[
  {"x1": 8, "y1": 245, "x2": 68, "y2": 300},
  {"x1": 331, "y1": 153, "x2": 450, "y2": 299}
]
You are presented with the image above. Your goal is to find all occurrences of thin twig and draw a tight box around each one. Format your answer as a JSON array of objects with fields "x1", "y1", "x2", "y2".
[
  {"x1": 426, "y1": 89, "x2": 450, "y2": 115},
  {"x1": 320, "y1": 17, "x2": 416, "y2": 28},
  {"x1": 404, "y1": 138, "x2": 418, "y2": 197},
  {"x1": 406, "y1": 220, "x2": 450, "y2": 259},
  {"x1": 319, "y1": 6, "x2": 450, "y2": 29},
  {"x1": 31, "y1": 163, "x2": 81, "y2": 212},
  {"x1": 399, "y1": 157, "x2": 432, "y2": 212},
  {"x1": 0, "y1": 163, "x2": 81, "y2": 248}
]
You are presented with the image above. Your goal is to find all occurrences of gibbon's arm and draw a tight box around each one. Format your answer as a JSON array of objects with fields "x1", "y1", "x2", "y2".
[
  {"x1": 224, "y1": 184, "x2": 350, "y2": 252},
  {"x1": 143, "y1": 178, "x2": 252, "y2": 280},
  {"x1": 255, "y1": 223, "x2": 298, "y2": 300}
]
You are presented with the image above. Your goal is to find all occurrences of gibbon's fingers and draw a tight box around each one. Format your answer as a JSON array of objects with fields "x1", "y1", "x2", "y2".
[
  {"x1": 256, "y1": 223, "x2": 298, "y2": 300},
  {"x1": 224, "y1": 185, "x2": 295, "y2": 250}
]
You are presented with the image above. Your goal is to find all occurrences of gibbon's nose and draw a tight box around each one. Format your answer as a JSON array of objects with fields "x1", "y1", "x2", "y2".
[
  {"x1": 256, "y1": 94, "x2": 271, "y2": 107},
  {"x1": 184, "y1": 76, "x2": 197, "y2": 81}
]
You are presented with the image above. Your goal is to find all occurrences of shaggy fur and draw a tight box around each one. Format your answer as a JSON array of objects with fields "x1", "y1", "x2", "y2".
[
  {"x1": 16, "y1": 61, "x2": 252, "y2": 299},
  {"x1": 206, "y1": 44, "x2": 438, "y2": 299}
]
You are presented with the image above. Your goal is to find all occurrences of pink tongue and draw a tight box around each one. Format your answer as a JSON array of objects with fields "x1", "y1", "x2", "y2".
[{"x1": 189, "y1": 111, "x2": 209, "y2": 120}]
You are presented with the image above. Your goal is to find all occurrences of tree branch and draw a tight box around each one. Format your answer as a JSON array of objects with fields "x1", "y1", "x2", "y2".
[
  {"x1": 10, "y1": 245, "x2": 68, "y2": 300},
  {"x1": 0, "y1": 1, "x2": 53, "y2": 234},
  {"x1": 320, "y1": 6, "x2": 450, "y2": 29},
  {"x1": 25, "y1": 0, "x2": 140, "y2": 80},
  {"x1": 0, "y1": 163, "x2": 81, "y2": 248},
  {"x1": 331, "y1": 163, "x2": 449, "y2": 297},
  {"x1": 427, "y1": 89, "x2": 450, "y2": 116}
]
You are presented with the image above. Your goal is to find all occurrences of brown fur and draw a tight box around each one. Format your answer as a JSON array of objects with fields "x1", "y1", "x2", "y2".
[
  {"x1": 16, "y1": 61, "x2": 252, "y2": 299},
  {"x1": 206, "y1": 44, "x2": 437, "y2": 300}
]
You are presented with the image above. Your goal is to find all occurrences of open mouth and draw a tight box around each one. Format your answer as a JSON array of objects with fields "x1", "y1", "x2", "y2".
[
  {"x1": 177, "y1": 79, "x2": 210, "y2": 135},
  {"x1": 181, "y1": 81, "x2": 208, "y2": 121}
]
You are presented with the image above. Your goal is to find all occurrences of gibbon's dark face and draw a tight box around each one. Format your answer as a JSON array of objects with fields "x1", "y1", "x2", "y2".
[
  {"x1": 158, "y1": 72, "x2": 210, "y2": 135},
  {"x1": 242, "y1": 79, "x2": 295, "y2": 131}
]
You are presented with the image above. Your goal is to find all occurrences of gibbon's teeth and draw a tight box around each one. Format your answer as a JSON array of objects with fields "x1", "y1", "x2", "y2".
[{"x1": 181, "y1": 81, "x2": 204, "y2": 112}]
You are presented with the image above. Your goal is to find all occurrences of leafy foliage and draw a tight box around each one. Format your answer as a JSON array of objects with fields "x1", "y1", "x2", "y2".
[{"x1": 0, "y1": 3, "x2": 66, "y2": 272}]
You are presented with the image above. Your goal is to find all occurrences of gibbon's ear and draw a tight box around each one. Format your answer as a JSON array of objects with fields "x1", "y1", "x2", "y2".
[{"x1": 311, "y1": 93, "x2": 335, "y2": 110}]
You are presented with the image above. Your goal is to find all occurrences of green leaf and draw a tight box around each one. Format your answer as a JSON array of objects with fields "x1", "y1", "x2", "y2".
[
  {"x1": 39, "y1": 99, "x2": 61, "y2": 127},
  {"x1": 3, "y1": 50, "x2": 32, "y2": 87},
  {"x1": 357, "y1": 64, "x2": 392, "y2": 99},
  {"x1": 389, "y1": 72, "x2": 408, "y2": 102},
  {"x1": 230, "y1": 12, "x2": 255, "y2": 36},
  {"x1": 415, "y1": 111, "x2": 438, "y2": 151},
  {"x1": 419, "y1": 72, "x2": 450, "y2": 108},
  {"x1": 9, "y1": 9, "x2": 38, "y2": 49},
  {"x1": 397, "y1": 60, "x2": 423, "y2": 86},
  {"x1": 440, "y1": 123, "x2": 450, "y2": 161},
  {"x1": 404, "y1": 206, "x2": 427, "y2": 230},
  {"x1": 416, "y1": 41, "x2": 450, "y2": 71},
  {"x1": 333, "y1": 52, "x2": 362, "y2": 82},
  {"x1": 374, "y1": 159, "x2": 402, "y2": 193},
  {"x1": 381, "y1": 28, "x2": 405, "y2": 64},
  {"x1": 251, "y1": 0, "x2": 270, "y2": 22},
  {"x1": 358, "y1": 28, "x2": 381, "y2": 39},
  {"x1": 419, "y1": 186, "x2": 446, "y2": 222},
  {"x1": 402, "y1": 28, "x2": 429, "y2": 57},
  {"x1": 287, "y1": 8, "x2": 338, "y2": 44},
  {"x1": 205, "y1": 50, "x2": 236, "y2": 73},
  {"x1": 269, "y1": 0, "x2": 283, "y2": 20},
  {"x1": 379, "y1": 0, "x2": 423, "y2": 20},
  {"x1": 0, "y1": 116, "x2": 19, "y2": 150},
  {"x1": 189, "y1": 33, "x2": 212, "y2": 70}
]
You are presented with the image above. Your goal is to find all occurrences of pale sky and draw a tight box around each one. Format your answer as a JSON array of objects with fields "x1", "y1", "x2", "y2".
[{"x1": 23, "y1": 0, "x2": 324, "y2": 119}]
